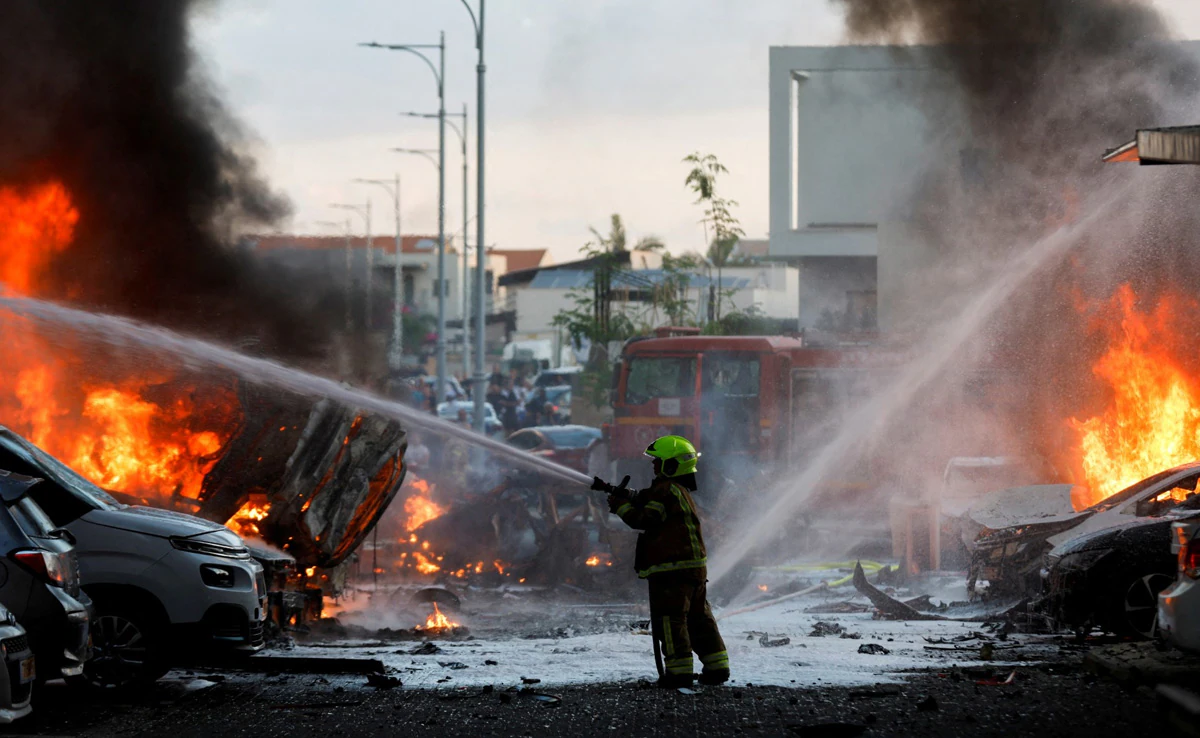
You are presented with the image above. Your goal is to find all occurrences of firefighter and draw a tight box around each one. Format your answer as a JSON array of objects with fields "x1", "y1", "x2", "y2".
[{"x1": 591, "y1": 435, "x2": 729, "y2": 688}]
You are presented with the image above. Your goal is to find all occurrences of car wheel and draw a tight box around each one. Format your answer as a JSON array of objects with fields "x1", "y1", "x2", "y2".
[
  {"x1": 1110, "y1": 572, "x2": 1175, "y2": 639},
  {"x1": 82, "y1": 608, "x2": 168, "y2": 689}
]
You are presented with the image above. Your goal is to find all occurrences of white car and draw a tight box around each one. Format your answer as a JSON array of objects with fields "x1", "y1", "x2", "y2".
[
  {"x1": 1158, "y1": 519, "x2": 1200, "y2": 651},
  {"x1": 0, "y1": 605, "x2": 32, "y2": 723},
  {"x1": 0, "y1": 428, "x2": 265, "y2": 689}
]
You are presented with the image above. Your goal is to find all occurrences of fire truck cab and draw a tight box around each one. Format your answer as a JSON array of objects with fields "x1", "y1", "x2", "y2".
[{"x1": 604, "y1": 333, "x2": 897, "y2": 501}]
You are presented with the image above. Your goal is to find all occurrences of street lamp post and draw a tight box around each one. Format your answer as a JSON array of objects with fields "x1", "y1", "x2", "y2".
[
  {"x1": 458, "y1": 0, "x2": 487, "y2": 433},
  {"x1": 354, "y1": 176, "x2": 404, "y2": 371},
  {"x1": 361, "y1": 33, "x2": 449, "y2": 406},
  {"x1": 401, "y1": 106, "x2": 470, "y2": 380},
  {"x1": 332, "y1": 201, "x2": 372, "y2": 330}
]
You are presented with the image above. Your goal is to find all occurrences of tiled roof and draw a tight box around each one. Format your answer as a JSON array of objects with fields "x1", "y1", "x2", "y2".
[{"x1": 247, "y1": 234, "x2": 452, "y2": 255}]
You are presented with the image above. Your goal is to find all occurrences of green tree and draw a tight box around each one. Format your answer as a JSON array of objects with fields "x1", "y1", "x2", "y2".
[{"x1": 683, "y1": 153, "x2": 745, "y2": 322}]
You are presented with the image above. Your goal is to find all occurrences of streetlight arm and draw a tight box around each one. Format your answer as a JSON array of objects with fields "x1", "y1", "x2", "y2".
[
  {"x1": 359, "y1": 42, "x2": 443, "y2": 91},
  {"x1": 458, "y1": 0, "x2": 481, "y2": 44},
  {"x1": 390, "y1": 148, "x2": 440, "y2": 169},
  {"x1": 399, "y1": 112, "x2": 465, "y2": 148}
]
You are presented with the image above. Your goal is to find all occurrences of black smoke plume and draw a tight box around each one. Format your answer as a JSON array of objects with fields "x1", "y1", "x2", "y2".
[{"x1": 0, "y1": 1, "x2": 333, "y2": 358}]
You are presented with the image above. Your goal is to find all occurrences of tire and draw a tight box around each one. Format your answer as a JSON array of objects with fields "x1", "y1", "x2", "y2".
[
  {"x1": 80, "y1": 604, "x2": 169, "y2": 690},
  {"x1": 1105, "y1": 571, "x2": 1175, "y2": 639}
]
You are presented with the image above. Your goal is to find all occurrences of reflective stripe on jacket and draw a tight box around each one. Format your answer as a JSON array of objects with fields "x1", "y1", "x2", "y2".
[{"x1": 615, "y1": 476, "x2": 707, "y2": 578}]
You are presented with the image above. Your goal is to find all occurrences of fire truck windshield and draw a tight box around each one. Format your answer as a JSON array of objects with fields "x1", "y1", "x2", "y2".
[{"x1": 625, "y1": 357, "x2": 697, "y2": 405}]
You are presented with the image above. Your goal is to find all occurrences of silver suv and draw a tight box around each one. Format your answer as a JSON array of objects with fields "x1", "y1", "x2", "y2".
[{"x1": 0, "y1": 428, "x2": 265, "y2": 688}]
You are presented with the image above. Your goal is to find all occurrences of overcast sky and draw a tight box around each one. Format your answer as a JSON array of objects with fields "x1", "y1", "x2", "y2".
[{"x1": 194, "y1": 1, "x2": 1200, "y2": 262}]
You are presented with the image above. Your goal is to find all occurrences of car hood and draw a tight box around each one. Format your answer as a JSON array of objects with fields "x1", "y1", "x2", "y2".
[
  {"x1": 967, "y1": 484, "x2": 1088, "y2": 530},
  {"x1": 83, "y1": 506, "x2": 240, "y2": 543}
]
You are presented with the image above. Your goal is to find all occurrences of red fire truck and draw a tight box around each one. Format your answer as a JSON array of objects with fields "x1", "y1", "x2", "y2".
[{"x1": 601, "y1": 329, "x2": 902, "y2": 498}]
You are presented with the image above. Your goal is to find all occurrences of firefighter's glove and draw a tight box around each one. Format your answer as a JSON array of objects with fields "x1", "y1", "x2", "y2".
[
  {"x1": 591, "y1": 476, "x2": 613, "y2": 494},
  {"x1": 606, "y1": 493, "x2": 628, "y2": 515}
]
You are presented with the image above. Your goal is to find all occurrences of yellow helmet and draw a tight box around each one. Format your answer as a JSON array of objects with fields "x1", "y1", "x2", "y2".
[{"x1": 644, "y1": 435, "x2": 701, "y2": 477}]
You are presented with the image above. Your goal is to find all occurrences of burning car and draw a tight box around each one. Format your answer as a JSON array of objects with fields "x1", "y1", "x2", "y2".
[{"x1": 969, "y1": 462, "x2": 1200, "y2": 597}]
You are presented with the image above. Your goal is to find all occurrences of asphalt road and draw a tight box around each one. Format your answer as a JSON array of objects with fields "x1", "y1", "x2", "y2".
[{"x1": 5, "y1": 662, "x2": 1159, "y2": 738}]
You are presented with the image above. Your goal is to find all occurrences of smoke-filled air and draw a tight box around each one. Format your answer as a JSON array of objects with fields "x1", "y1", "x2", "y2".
[{"x1": 0, "y1": 0, "x2": 1199, "y2": 731}]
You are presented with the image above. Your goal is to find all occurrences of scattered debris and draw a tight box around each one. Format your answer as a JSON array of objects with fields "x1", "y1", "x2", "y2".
[
  {"x1": 410, "y1": 643, "x2": 443, "y2": 655},
  {"x1": 857, "y1": 643, "x2": 891, "y2": 655},
  {"x1": 809, "y1": 621, "x2": 845, "y2": 637},
  {"x1": 365, "y1": 674, "x2": 402, "y2": 689},
  {"x1": 520, "y1": 677, "x2": 542, "y2": 684},
  {"x1": 759, "y1": 633, "x2": 792, "y2": 648},
  {"x1": 438, "y1": 661, "x2": 470, "y2": 670},
  {"x1": 483, "y1": 659, "x2": 498, "y2": 666},
  {"x1": 851, "y1": 562, "x2": 944, "y2": 621},
  {"x1": 518, "y1": 689, "x2": 561, "y2": 706},
  {"x1": 804, "y1": 601, "x2": 871, "y2": 615},
  {"x1": 916, "y1": 695, "x2": 939, "y2": 712},
  {"x1": 976, "y1": 669, "x2": 1018, "y2": 686},
  {"x1": 980, "y1": 643, "x2": 995, "y2": 660},
  {"x1": 677, "y1": 687, "x2": 698, "y2": 695},
  {"x1": 838, "y1": 631, "x2": 862, "y2": 640}
]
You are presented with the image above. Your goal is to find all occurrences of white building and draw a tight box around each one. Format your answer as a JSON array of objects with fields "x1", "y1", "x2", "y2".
[
  {"x1": 512, "y1": 262, "x2": 799, "y2": 337},
  {"x1": 768, "y1": 45, "x2": 960, "y2": 333}
]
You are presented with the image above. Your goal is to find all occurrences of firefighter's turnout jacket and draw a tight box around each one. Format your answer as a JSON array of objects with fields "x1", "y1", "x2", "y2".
[{"x1": 614, "y1": 476, "x2": 707, "y2": 579}]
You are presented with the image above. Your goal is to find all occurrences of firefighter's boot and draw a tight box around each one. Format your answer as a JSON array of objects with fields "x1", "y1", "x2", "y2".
[
  {"x1": 698, "y1": 667, "x2": 730, "y2": 686},
  {"x1": 657, "y1": 672, "x2": 695, "y2": 689}
]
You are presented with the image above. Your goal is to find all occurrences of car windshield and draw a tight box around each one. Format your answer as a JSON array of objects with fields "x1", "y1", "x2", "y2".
[
  {"x1": 625, "y1": 357, "x2": 696, "y2": 405},
  {"x1": 545, "y1": 387, "x2": 571, "y2": 402},
  {"x1": 1085, "y1": 465, "x2": 1200, "y2": 513},
  {"x1": 542, "y1": 427, "x2": 601, "y2": 449}
]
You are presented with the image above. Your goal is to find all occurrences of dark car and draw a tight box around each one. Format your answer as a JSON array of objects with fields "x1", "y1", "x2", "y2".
[
  {"x1": 1044, "y1": 508, "x2": 1200, "y2": 639},
  {"x1": 970, "y1": 462, "x2": 1200, "y2": 597},
  {"x1": 0, "y1": 471, "x2": 91, "y2": 681},
  {"x1": 505, "y1": 426, "x2": 602, "y2": 474}
]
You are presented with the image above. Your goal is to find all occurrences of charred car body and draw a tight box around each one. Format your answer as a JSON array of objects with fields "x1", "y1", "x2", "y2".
[
  {"x1": 1044, "y1": 511, "x2": 1200, "y2": 638},
  {"x1": 970, "y1": 462, "x2": 1200, "y2": 600}
]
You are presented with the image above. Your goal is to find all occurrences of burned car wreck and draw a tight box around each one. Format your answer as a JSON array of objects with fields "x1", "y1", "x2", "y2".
[{"x1": 969, "y1": 462, "x2": 1200, "y2": 635}]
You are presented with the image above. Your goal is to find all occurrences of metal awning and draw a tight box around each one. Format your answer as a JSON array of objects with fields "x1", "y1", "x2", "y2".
[{"x1": 1103, "y1": 125, "x2": 1200, "y2": 164}]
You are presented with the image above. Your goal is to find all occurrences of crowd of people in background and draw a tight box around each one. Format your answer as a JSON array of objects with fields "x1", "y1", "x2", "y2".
[{"x1": 401, "y1": 364, "x2": 570, "y2": 436}]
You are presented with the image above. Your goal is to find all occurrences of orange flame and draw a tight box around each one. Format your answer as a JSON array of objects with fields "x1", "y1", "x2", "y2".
[
  {"x1": 417, "y1": 602, "x2": 459, "y2": 631},
  {"x1": 0, "y1": 181, "x2": 239, "y2": 504},
  {"x1": 226, "y1": 498, "x2": 271, "y2": 538},
  {"x1": 0, "y1": 182, "x2": 78, "y2": 295},
  {"x1": 403, "y1": 477, "x2": 445, "y2": 532},
  {"x1": 1070, "y1": 285, "x2": 1200, "y2": 507}
]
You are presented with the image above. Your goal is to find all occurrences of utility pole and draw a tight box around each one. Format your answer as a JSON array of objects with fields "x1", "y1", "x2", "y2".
[
  {"x1": 458, "y1": 0, "x2": 487, "y2": 433},
  {"x1": 400, "y1": 106, "x2": 471, "y2": 380},
  {"x1": 361, "y1": 32, "x2": 448, "y2": 404}
]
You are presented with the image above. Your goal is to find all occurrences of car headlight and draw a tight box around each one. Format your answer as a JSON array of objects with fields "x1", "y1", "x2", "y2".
[
  {"x1": 1056, "y1": 548, "x2": 1112, "y2": 571},
  {"x1": 171, "y1": 536, "x2": 251, "y2": 559},
  {"x1": 200, "y1": 564, "x2": 236, "y2": 588}
]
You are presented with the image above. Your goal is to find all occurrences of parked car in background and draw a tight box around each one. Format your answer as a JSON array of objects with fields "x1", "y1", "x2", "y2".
[
  {"x1": 0, "y1": 604, "x2": 32, "y2": 723},
  {"x1": 1044, "y1": 509, "x2": 1200, "y2": 638},
  {"x1": 505, "y1": 426, "x2": 603, "y2": 474},
  {"x1": 0, "y1": 427, "x2": 265, "y2": 689},
  {"x1": 423, "y1": 375, "x2": 467, "y2": 401},
  {"x1": 969, "y1": 462, "x2": 1200, "y2": 597},
  {"x1": 436, "y1": 401, "x2": 504, "y2": 437},
  {"x1": 0, "y1": 470, "x2": 91, "y2": 683},
  {"x1": 1158, "y1": 518, "x2": 1200, "y2": 651},
  {"x1": 533, "y1": 366, "x2": 582, "y2": 389}
]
